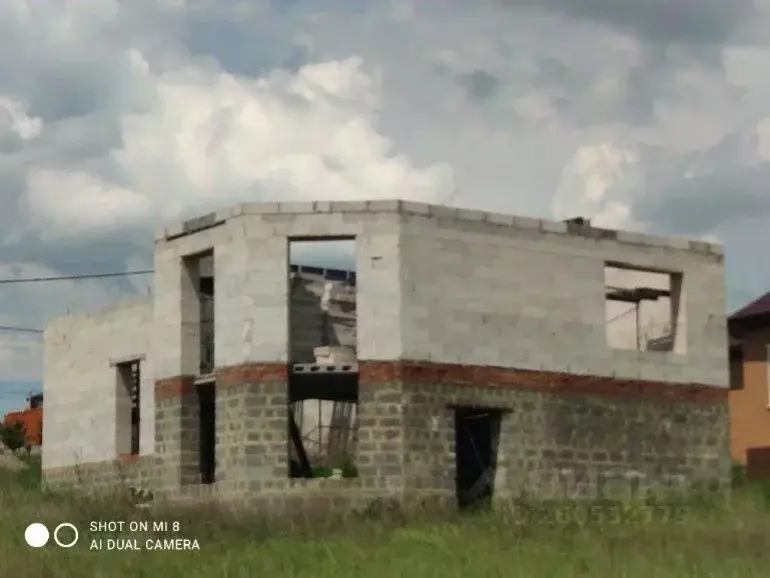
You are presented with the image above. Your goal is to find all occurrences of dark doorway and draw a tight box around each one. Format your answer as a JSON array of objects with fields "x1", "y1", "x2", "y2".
[
  {"x1": 198, "y1": 382, "x2": 216, "y2": 484},
  {"x1": 454, "y1": 407, "x2": 502, "y2": 509}
]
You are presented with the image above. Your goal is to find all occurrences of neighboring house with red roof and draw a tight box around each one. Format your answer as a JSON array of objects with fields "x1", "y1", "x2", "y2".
[
  {"x1": 3, "y1": 393, "x2": 42, "y2": 448},
  {"x1": 728, "y1": 291, "x2": 770, "y2": 477}
]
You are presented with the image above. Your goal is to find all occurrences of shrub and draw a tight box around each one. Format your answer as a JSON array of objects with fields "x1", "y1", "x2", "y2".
[{"x1": 0, "y1": 422, "x2": 25, "y2": 452}]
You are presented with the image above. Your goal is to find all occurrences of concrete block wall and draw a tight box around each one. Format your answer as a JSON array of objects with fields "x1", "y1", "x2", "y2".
[
  {"x1": 400, "y1": 381, "x2": 730, "y2": 504},
  {"x1": 153, "y1": 203, "x2": 404, "y2": 371},
  {"x1": 152, "y1": 205, "x2": 401, "y2": 371},
  {"x1": 237, "y1": 208, "x2": 403, "y2": 363},
  {"x1": 397, "y1": 210, "x2": 727, "y2": 387},
  {"x1": 42, "y1": 298, "x2": 154, "y2": 469}
]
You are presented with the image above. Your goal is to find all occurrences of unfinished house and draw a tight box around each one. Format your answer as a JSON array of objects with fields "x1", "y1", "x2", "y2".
[{"x1": 41, "y1": 201, "x2": 730, "y2": 511}]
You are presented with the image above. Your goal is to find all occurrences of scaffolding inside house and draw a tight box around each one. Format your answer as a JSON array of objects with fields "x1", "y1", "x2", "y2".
[
  {"x1": 287, "y1": 259, "x2": 359, "y2": 477},
  {"x1": 605, "y1": 285, "x2": 673, "y2": 351},
  {"x1": 288, "y1": 362, "x2": 359, "y2": 477},
  {"x1": 603, "y1": 261, "x2": 683, "y2": 353}
]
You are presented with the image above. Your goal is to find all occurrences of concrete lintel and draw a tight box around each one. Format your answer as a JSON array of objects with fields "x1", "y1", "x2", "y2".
[
  {"x1": 291, "y1": 363, "x2": 359, "y2": 374},
  {"x1": 605, "y1": 259, "x2": 679, "y2": 275},
  {"x1": 446, "y1": 403, "x2": 512, "y2": 413},
  {"x1": 110, "y1": 353, "x2": 146, "y2": 367}
]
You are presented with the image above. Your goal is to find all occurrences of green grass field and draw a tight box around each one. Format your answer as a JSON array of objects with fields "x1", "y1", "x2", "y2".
[{"x1": 2, "y1": 458, "x2": 770, "y2": 578}]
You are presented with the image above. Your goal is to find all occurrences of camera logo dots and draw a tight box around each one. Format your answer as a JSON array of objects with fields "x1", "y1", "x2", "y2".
[
  {"x1": 24, "y1": 523, "x2": 49, "y2": 548},
  {"x1": 25, "y1": 522, "x2": 79, "y2": 548}
]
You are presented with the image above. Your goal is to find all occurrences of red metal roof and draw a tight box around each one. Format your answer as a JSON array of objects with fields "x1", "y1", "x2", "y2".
[
  {"x1": 730, "y1": 291, "x2": 770, "y2": 321},
  {"x1": 3, "y1": 407, "x2": 42, "y2": 446}
]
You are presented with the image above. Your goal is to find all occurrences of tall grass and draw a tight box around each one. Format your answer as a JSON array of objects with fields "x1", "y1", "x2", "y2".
[{"x1": 2, "y1": 458, "x2": 769, "y2": 577}]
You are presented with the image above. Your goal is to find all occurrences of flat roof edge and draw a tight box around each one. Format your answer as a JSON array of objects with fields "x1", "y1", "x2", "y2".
[{"x1": 154, "y1": 199, "x2": 724, "y2": 257}]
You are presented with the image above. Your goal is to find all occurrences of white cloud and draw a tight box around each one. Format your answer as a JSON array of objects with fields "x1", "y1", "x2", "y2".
[
  {"x1": 24, "y1": 55, "x2": 453, "y2": 231},
  {"x1": 0, "y1": 96, "x2": 42, "y2": 141},
  {"x1": 512, "y1": 92, "x2": 556, "y2": 121},
  {"x1": 552, "y1": 142, "x2": 643, "y2": 228},
  {"x1": 24, "y1": 170, "x2": 153, "y2": 236}
]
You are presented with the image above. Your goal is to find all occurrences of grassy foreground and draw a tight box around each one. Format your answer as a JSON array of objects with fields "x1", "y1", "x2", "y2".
[{"x1": 2, "y1": 459, "x2": 770, "y2": 577}]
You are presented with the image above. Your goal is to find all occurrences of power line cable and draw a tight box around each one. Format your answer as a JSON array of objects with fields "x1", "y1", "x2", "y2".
[
  {"x1": 0, "y1": 326, "x2": 43, "y2": 334},
  {"x1": 0, "y1": 269, "x2": 154, "y2": 334},
  {"x1": 0, "y1": 270, "x2": 153, "y2": 285}
]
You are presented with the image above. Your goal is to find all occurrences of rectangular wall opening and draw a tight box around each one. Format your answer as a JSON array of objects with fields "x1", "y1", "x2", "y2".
[
  {"x1": 182, "y1": 251, "x2": 215, "y2": 375},
  {"x1": 453, "y1": 407, "x2": 502, "y2": 509},
  {"x1": 198, "y1": 382, "x2": 216, "y2": 484},
  {"x1": 286, "y1": 237, "x2": 359, "y2": 479},
  {"x1": 604, "y1": 263, "x2": 685, "y2": 353},
  {"x1": 115, "y1": 359, "x2": 141, "y2": 456}
]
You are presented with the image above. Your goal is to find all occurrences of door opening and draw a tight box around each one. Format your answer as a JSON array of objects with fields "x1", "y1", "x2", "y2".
[
  {"x1": 454, "y1": 407, "x2": 502, "y2": 509},
  {"x1": 198, "y1": 382, "x2": 216, "y2": 484}
]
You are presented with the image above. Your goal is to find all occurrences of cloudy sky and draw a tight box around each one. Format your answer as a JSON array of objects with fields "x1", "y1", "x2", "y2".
[{"x1": 1, "y1": 0, "x2": 769, "y2": 414}]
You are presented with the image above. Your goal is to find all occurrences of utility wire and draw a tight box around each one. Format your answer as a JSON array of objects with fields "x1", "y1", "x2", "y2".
[
  {"x1": 0, "y1": 326, "x2": 43, "y2": 334},
  {"x1": 0, "y1": 269, "x2": 153, "y2": 334},
  {"x1": 0, "y1": 270, "x2": 153, "y2": 284}
]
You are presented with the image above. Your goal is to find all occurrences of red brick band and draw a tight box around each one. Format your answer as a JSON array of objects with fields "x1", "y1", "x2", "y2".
[
  {"x1": 362, "y1": 361, "x2": 727, "y2": 403},
  {"x1": 155, "y1": 376, "x2": 196, "y2": 399},
  {"x1": 154, "y1": 364, "x2": 288, "y2": 399},
  {"x1": 155, "y1": 361, "x2": 726, "y2": 404}
]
